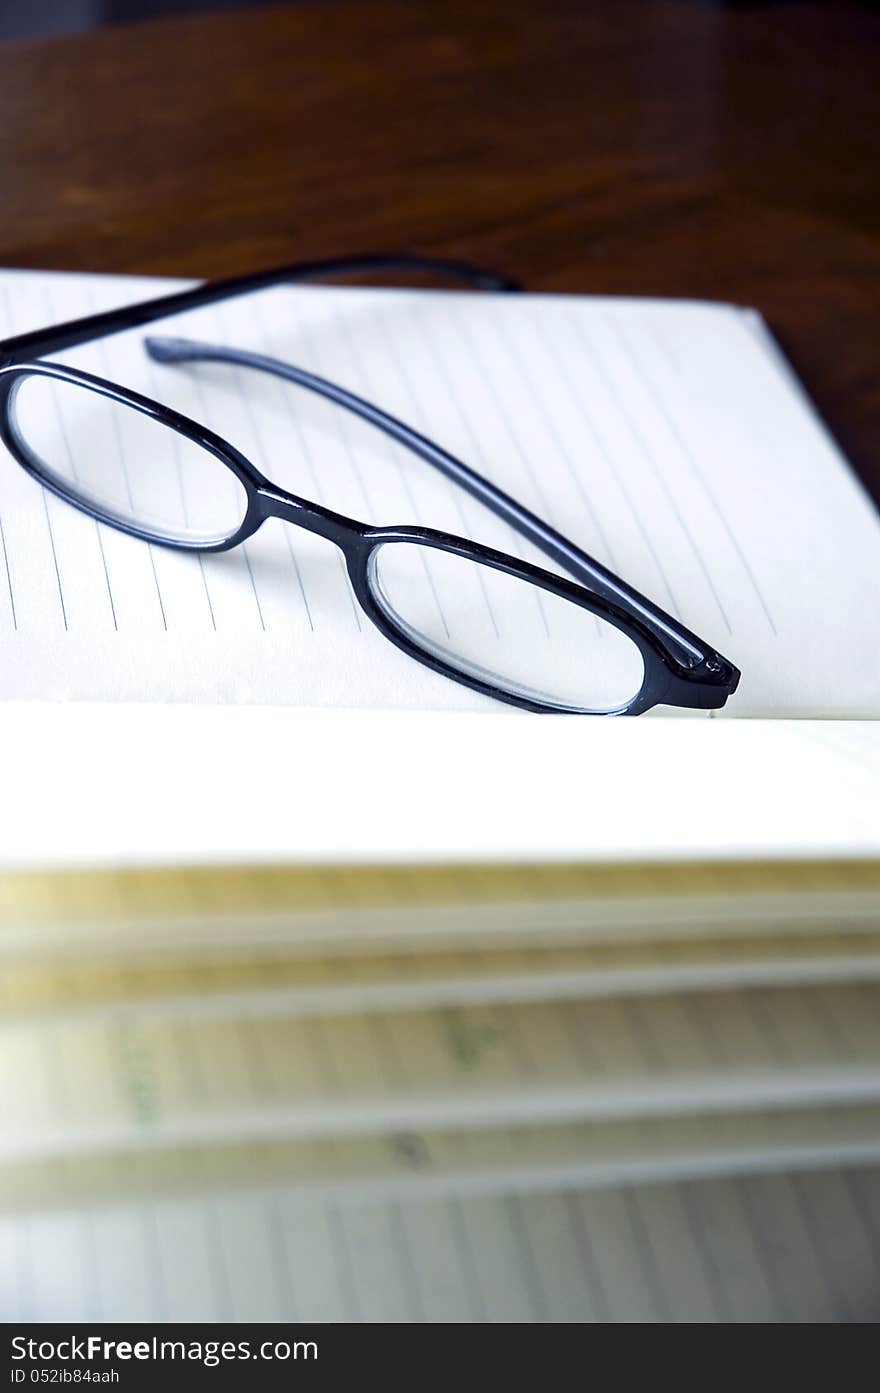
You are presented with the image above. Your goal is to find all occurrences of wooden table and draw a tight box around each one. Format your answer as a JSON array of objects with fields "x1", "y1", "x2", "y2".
[{"x1": 1, "y1": 0, "x2": 878, "y2": 495}]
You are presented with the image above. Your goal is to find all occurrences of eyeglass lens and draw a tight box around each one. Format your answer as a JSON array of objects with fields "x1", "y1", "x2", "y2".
[
  {"x1": 12, "y1": 372, "x2": 249, "y2": 545},
  {"x1": 369, "y1": 541, "x2": 645, "y2": 711}
]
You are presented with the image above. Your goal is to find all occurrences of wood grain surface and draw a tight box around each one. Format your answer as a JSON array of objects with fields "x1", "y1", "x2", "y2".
[{"x1": 0, "y1": 0, "x2": 877, "y2": 494}]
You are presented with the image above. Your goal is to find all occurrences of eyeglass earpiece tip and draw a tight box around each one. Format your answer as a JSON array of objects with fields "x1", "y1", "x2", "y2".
[{"x1": 144, "y1": 336, "x2": 188, "y2": 363}]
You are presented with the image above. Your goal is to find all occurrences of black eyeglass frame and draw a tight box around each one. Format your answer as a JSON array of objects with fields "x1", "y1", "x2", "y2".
[{"x1": 0, "y1": 254, "x2": 740, "y2": 716}]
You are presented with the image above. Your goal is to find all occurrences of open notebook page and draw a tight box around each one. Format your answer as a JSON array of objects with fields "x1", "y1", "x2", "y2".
[
  {"x1": 0, "y1": 268, "x2": 878, "y2": 717},
  {"x1": 2, "y1": 1159, "x2": 879, "y2": 1321}
]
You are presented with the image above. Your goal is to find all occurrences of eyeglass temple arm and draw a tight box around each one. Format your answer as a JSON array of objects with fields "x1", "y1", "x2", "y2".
[
  {"x1": 145, "y1": 335, "x2": 730, "y2": 679},
  {"x1": 0, "y1": 255, "x2": 520, "y2": 366}
]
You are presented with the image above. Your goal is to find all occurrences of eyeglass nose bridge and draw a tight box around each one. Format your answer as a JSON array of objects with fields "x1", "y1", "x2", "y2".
[{"x1": 254, "y1": 482, "x2": 371, "y2": 553}]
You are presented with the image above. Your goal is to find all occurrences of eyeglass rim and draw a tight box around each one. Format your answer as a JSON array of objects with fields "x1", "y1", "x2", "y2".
[
  {"x1": 353, "y1": 530, "x2": 658, "y2": 714},
  {"x1": 0, "y1": 359, "x2": 268, "y2": 549},
  {"x1": 0, "y1": 359, "x2": 731, "y2": 716}
]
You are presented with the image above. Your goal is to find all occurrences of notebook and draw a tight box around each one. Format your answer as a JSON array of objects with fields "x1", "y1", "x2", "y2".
[
  {"x1": 0, "y1": 266, "x2": 878, "y2": 716},
  {"x1": 3, "y1": 857, "x2": 880, "y2": 1321},
  {"x1": 1, "y1": 267, "x2": 879, "y2": 1321}
]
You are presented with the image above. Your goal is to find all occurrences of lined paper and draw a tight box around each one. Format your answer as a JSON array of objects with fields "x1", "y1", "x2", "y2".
[
  {"x1": 4, "y1": 980, "x2": 880, "y2": 1164},
  {"x1": 5, "y1": 931, "x2": 880, "y2": 1027},
  {"x1": 1, "y1": 268, "x2": 878, "y2": 715},
  {"x1": 3, "y1": 959, "x2": 879, "y2": 1319},
  {"x1": 2, "y1": 1163, "x2": 878, "y2": 1320},
  {"x1": 4, "y1": 1103, "x2": 880, "y2": 1215}
]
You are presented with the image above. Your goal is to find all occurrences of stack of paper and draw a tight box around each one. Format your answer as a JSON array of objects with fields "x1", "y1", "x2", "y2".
[{"x1": 0, "y1": 857, "x2": 878, "y2": 1320}]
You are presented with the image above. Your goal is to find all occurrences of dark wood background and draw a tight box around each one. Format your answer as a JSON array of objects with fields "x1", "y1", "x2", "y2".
[{"x1": 0, "y1": 0, "x2": 878, "y2": 496}]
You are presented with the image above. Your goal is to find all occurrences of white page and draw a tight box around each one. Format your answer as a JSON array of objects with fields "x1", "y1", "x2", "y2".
[
  {"x1": 0, "y1": 268, "x2": 878, "y2": 717},
  {"x1": 2, "y1": 706, "x2": 879, "y2": 872},
  {"x1": 2, "y1": 1162, "x2": 878, "y2": 1320}
]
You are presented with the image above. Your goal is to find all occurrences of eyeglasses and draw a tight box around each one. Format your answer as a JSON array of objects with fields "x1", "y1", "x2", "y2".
[{"x1": 0, "y1": 254, "x2": 739, "y2": 715}]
